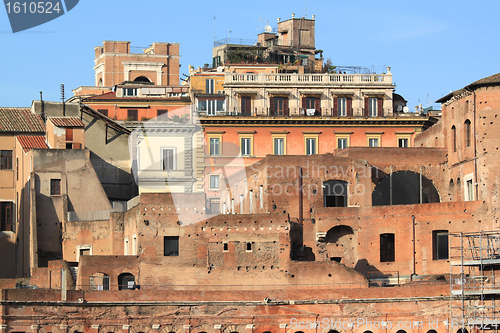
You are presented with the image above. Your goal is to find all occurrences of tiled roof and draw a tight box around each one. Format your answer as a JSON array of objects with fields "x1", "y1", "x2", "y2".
[
  {"x1": 17, "y1": 135, "x2": 49, "y2": 152},
  {"x1": 83, "y1": 92, "x2": 117, "y2": 100},
  {"x1": 0, "y1": 108, "x2": 45, "y2": 133},
  {"x1": 48, "y1": 117, "x2": 84, "y2": 127},
  {"x1": 470, "y1": 73, "x2": 500, "y2": 87}
]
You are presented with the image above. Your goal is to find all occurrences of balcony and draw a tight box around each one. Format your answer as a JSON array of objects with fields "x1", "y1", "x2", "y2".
[{"x1": 225, "y1": 73, "x2": 392, "y2": 86}]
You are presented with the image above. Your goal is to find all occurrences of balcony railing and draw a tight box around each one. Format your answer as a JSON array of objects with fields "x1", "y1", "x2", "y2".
[
  {"x1": 225, "y1": 73, "x2": 392, "y2": 85},
  {"x1": 137, "y1": 169, "x2": 194, "y2": 181}
]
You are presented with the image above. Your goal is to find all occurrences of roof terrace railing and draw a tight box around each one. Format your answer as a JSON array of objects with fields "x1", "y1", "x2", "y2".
[{"x1": 225, "y1": 73, "x2": 392, "y2": 85}]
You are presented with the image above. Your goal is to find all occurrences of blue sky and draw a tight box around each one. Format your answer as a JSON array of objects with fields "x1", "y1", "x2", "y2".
[{"x1": 1, "y1": 0, "x2": 499, "y2": 109}]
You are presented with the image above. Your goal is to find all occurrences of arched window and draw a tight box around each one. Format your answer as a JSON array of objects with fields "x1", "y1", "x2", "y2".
[
  {"x1": 118, "y1": 273, "x2": 135, "y2": 290},
  {"x1": 464, "y1": 119, "x2": 471, "y2": 147},
  {"x1": 372, "y1": 171, "x2": 440, "y2": 206},
  {"x1": 451, "y1": 125, "x2": 457, "y2": 152},
  {"x1": 133, "y1": 76, "x2": 151, "y2": 82}
]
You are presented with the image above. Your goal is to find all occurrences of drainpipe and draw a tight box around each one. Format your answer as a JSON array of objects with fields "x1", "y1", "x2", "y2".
[
  {"x1": 299, "y1": 167, "x2": 303, "y2": 224},
  {"x1": 412, "y1": 215, "x2": 416, "y2": 280},
  {"x1": 389, "y1": 165, "x2": 393, "y2": 205},
  {"x1": 472, "y1": 90, "x2": 478, "y2": 200}
]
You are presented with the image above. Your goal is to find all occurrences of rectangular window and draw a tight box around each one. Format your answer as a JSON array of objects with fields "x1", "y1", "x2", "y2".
[
  {"x1": 50, "y1": 179, "x2": 61, "y2": 196},
  {"x1": 380, "y1": 233, "x2": 395, "y2": 262},
  {"x1": 338, "y1": 138, "x2": 348, "y2": 150},
  {"x1": 241, "y1": 138, "x2": 251, "y2": 156},
  {"x1": 164, "y1": 236, "x2": 179, "y2": 256},
  {"x1": 209, "y1": 138, "x2": 220, "y2": 156},
  {"x1": 205, "y1": 79, "x2": 215, "y2": 94},
  {"x1": 98, "y1": 109, "x2": 108, "y2": 117},
  {"x1": 208, "y1": 198, "x2": 220, "y2": 214},
  {"x1": 157, "y1": 109, "x2": 168, "y2": 117},
  {"x1": 369, "y1": 97, "x2": 378, "y2": 117},
  {"x1": 398, "y1": 138, "x2": 409, "y2": 147},
  {"x1": 0, "y1": 202, "x2": 13, "y2": 232},
  {"x1": 124, "y1": 88, "x2": 138, "y2": 97},
  {"x1": 209, "y1": 175, "x2": 220, "y2": 189},
  {"x1": 241, "y1": 96, "x2": 252, "y2": 116},
  {"x1": 306, "y1": 138, "x2": 316, "y2": 155},
  {"x1": 162, "y1": 148, "x2": 175, "y2": 171},
  {"x1": 433, "y1": 230, "x2": 449, "y2": 260},
  {"x1": 274, "y1": 138, "x2": 285, "y2": 155},
  {"x1": 338, "y1": 97, "x2": 347, "y2": 117},
  {"x1": 0, "y1": 150, "x2": 13, "y2": 170},
  {"x1": 127, "y1": 109, "x2": 138, "y2": 121},
  {"x1": 369, "y1": 138, "x2": 379, "y2": 147},
  {"x1": 466, "y1": 179, "x2": 474, "y2": 201},
  {"x1": 223, "y1": 242, "x2": 229, "y2": 252}
]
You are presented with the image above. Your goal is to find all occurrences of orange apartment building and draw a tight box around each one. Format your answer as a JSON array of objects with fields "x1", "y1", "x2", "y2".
[{"x1": 71, "y1": 41, "x2": 190, "y2": 121}]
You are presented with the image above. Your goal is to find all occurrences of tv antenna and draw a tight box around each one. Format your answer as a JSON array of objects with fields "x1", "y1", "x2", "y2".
[
  {"x1": 213, "y1": 16, "x2": 216, "y2": 43},
  {"x1": 301, "y1": 2, "x2": 308, "y2": 18}
]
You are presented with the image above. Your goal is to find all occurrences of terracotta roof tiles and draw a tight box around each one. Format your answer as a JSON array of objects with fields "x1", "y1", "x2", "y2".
[
  {"x1": 17, "y1": 135, "x2": 49, "y2": 152},
  {"x1": 48, "y1": 117, "x2": 84, "y2": 127},
  {"x1": 0, "y1": 108, "x2": 45, "y2": 133}
]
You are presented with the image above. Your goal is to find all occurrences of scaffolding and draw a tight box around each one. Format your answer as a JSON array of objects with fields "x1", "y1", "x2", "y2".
[{"x1": 450, "y1": 231, "x2": 500, "y2": 332}]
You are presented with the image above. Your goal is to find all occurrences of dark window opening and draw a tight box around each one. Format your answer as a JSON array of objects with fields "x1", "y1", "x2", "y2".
[
  {"x1": 134, "y1": 76, "x2": 151, "y2": 82},
  {"x1": 0, "y1": 202, "x2": 13, "y2": 232},
  {"x1": 66, "y1": 142, "x2": 73, "y2": 149},
  {"x1": 223, "y1": 242, "x2": 229, "y2": 251},
  {"x1": 433, "y1": 230, "x2": 449, "y2": 260},
  {"x1": 157, "y1": 109, "x2": 168, "y2": 118},
  {"x1": 118, "y1": 273, "x2": 135, "y2": 290},
  {"x1": 241, "y1": 96, "x2": 252, "y2": 116},
  {"x1": 330, "y1": 257, "x2": 341, "y2": 262},
  {"x1": 50, "y1": 179, "x2": 61, "y2": 196},
  {"x1": 465, "y1": 119, "x2": 471, "y2": 147},
  {"x1": 246, "y1": 242, "x2": 252, "y2": 251},
  {"x1": 372, "y1": 171, "x2": 440, "y2": 206},
  {"x1": 452, "y1": 125, "x2": 457, "y2": 152},
  {"x1": 0, "y1": 150, "x2": 13, "y2": 170},
  {"x1": 380, "y1": 233, "x2": 395, "y2": 262},
  {"x1": 127, "y1": 109, "x2": 138, "y2": 121},
  {"x1": 323, "y1": 180, "x2": 348, "y2": 207},
  {"x1": 164, "y1": 236, "x2": 179, "y2": 256},
  {"x1": 398, "y1": 138, "x2": 409, "y2": 147}
]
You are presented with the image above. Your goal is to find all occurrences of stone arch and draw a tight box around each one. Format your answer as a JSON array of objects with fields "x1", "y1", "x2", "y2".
[
  {"x1": 191, "y1": 325, "x2": 212, "y2": 333},
  {"x1": 134, "y1": 76, "x2": 151, "y2": 82},
  {"x1": 320, "y1": 225, "x2": 356, "y2": 266},
  {"x1": 69, "y1": 325, "x2": 85, "y2": 333},
  {"x1": 90, "y1": 272, "x2": 110, "y2": 290},
  {"x1": 159, "y1": 325, "x2": 181, "y2": 333},
  {"x1": 254, "y1": 326, "x2": 279, "y2": 333},
  {"x1": 222, "y1": 325, "x2": 243, "y2": 333},
  {"x1": 130, "y1": 326, "x2": 152, "y2": 333},
  {"x1": 99, "y1": 326, "x2": 124, "y2": 333},
  {"x1": 118, "y1": 272, "x2": 135, "y2": 290},
  {"x1": 427, "y1": 330, "x2": 438, "y2": 333},
  {"x1": 372, "y1": 170, "x2": 440, "y2": 206}
]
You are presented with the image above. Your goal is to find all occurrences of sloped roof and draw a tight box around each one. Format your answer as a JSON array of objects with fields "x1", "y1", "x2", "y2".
[
  {"x1": 0, "y1": 108, "x2": 45, "y2": 133},
  {"x1": 48, "y1": 116, "x2": 84, "y2": 127},
  {"x1": 17, "y1": 135, "x2": 49, "y2": 152},
  {"x1": 437, "y1": 73, "x2": 500, "y2": 103}
]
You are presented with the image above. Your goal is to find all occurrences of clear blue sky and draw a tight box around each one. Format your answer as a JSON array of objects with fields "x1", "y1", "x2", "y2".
[{"x1": 1, "y1": 0, "x2": 499, "y2": 110}]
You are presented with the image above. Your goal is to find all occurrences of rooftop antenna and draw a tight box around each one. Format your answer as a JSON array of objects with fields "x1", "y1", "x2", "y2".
[
  {"x1": 256, "y1": 16, "x2": 263, "y2": 31},
  {"x1": 301, "y1": 2, "x2": 308, "y2": 18},
  {"x1": 228, "y1": 29, "x2": 232, "y2": 41},
  {"x1": 213, "y1": 16, "x2": 216, "y2": 44},
  {"x1": 60, "y1": 83, "x2": 66, "y2": 116}
]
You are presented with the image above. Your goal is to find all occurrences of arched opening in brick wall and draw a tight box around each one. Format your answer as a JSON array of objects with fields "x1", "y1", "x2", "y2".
[
  {"x1": 134, "y1": 76, "x2": 151, "y2": 83},
  {"x1": 319, "y1": 225, "x2": 355, "y2": 266},
  {"x1": 372, "y1": 171, "x2": 440, "y2": 206},
  {"x1": 89, "y1": 272, "x2": 110, "y2": 290},
  {"x1": 118, "y1": 272, "x2": 135, "y2": 290}
]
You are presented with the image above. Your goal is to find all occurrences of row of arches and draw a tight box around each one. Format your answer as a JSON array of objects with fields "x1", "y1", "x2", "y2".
[
  {"x1": 451, "y1": 119, "x2": 471, "y2": 152},
  {"x1": 322, "y1": 170, "x2": 440, "y2": 207}
]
